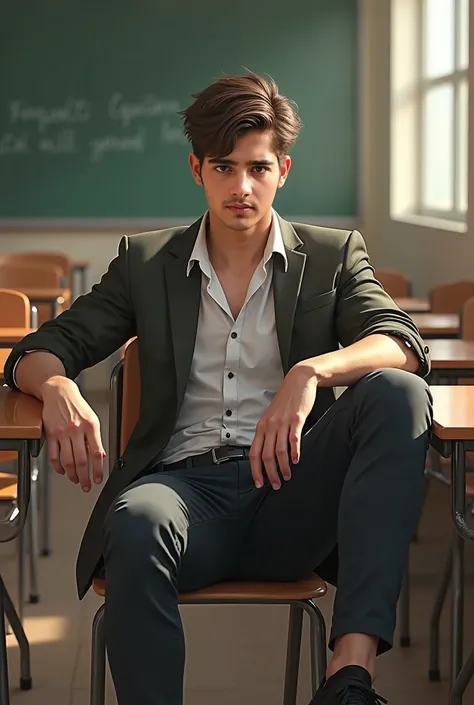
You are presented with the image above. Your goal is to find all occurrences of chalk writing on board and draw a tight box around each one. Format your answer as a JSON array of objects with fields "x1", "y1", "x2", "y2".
[
  {"x1": 108, "y1": 94, "x2": 180, "y2": 127},
  {"x1": 161, "y1": 120, "x2": 187, "y2": 145},
  {"x1": 0, "y1": 132, "x2": 30, "y2": 155},
  {"x1": 89, "y1": 128, "x2": 146, "y2": 162},
  {"x1": 38, "y1": 129, "x2": 78, "y2": 154},
  {"x1": 9, "y1": 99, "x2": 92, "y2": 133}
]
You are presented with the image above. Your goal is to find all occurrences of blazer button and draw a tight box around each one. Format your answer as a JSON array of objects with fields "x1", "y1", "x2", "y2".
[
  {"x1": 116, "y1": 458, "x2": 124, "y2": 469},
  {"x1": 424, "y1": 346, "x2": 429, "y2": 353}
]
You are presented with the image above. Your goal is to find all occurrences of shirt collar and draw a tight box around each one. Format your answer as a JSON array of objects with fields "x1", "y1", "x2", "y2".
[{"x1": 186, "y1": 209, "x2": 288, "y2": 277}]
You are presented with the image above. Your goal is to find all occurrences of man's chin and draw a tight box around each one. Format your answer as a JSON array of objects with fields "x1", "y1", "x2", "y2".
[{"x1": 221, "y1": 209, "x2": 259, "y2": 231}]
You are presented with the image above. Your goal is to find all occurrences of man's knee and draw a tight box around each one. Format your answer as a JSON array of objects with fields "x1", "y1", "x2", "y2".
[
  {"x1": 354, "y1": 368, "x2": 433, "y2": 429},
  {"x1": 104, "y1": 477, "x2": 189, "y2": 564}
]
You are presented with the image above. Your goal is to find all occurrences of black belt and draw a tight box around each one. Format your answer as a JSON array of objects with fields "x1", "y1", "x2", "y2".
[{"x1": 163, "y1": 445, "x2": 251, "y2": 471}]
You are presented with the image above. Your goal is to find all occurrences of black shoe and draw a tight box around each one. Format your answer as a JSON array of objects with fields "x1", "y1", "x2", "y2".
[{"x1": 309, "y1": 665, "x2": 387, "y2": 704}]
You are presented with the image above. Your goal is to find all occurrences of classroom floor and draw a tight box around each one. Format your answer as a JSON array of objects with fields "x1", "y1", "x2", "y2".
[{"x1": 0, "y1": 391, "x2": 473, "y2": 705}]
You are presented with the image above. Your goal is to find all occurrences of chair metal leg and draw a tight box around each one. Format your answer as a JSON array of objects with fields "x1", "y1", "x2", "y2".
[
  {"x1": 283, "y1": 604, "x2": 303, "y2": 705},
  {"x1": 450, "y1": 530, "x2": 464, "y2": 701},
  {"x1": 429, "y1": 543, "x2": 452, "y2": 681},
  {"x1": 90, "y1": 604, "x2": 106, "y2": 705},
  {"x1": 299, "y1": 599, "x2": 327, "y2": 695},
  {"x1": 28, "y1": 460, "x2": 39, "y2": 603},
  {"x1": 399, "y1": 565, "x2": 410, "y2": 647},
  {"x1": 0, "y1": 579, "x2": 10, "y2": 705},
  {"x1": 450, "y1": 646, "x2": 474, "y2": 704},
  {"x1": 3, "y1": 580, "x2": 31, "y2": 691},
  {"x1": 39, "y1": 450, "x2": 51, "y2": 557},
  {"x1": 17, "y1": 523, "x2": 26, "y2": 625}
]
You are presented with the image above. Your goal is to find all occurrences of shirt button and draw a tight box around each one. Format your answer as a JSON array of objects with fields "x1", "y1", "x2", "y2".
[
  {"x1": 226, "y1": 432, "x2": 231, "y2": 439},
  {"x1": 226, "y1": 409, "x2": 232, "y2": 417},
  {"x1": 231, "y1": 332, "x2": 237, "y2": 339},
  {"x1": 228, "y1": 372, "x2": 234, "y2": 379}
]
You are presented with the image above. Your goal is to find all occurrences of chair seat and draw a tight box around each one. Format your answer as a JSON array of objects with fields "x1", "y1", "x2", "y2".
[
  {"x1": 0, "y1": 472, "x2": 17, "y2": 501},
  {"x1": 93, "y1": 574, "x2": 327, "y2": 602}
]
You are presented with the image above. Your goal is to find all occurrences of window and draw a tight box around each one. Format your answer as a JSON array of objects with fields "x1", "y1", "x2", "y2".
[{"x1": 391, "y1": 0, "x2": 469, "y2": 226}]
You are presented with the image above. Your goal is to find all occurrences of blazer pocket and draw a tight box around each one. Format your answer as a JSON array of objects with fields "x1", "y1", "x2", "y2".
[{"x1": 299, "y1": 288, "x2": 337, "y2": 313}]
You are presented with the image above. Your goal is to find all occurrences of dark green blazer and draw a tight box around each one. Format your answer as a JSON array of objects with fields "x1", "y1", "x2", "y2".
[{"x1": 4, "y1": 215, "x2": 430, "y2": 599}]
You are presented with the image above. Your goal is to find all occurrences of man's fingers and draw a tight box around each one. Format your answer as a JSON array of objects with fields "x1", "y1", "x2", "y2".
[
  {"x1": 47, "y1": 437, "x2": 65, "y2": 476},
  {"x1": 289, "y1": 418, "x2": 304, "y2": 464},
  {"x1": 70, "y1": 430, "x2": 92, "y2": 492},
  {"x1": 59, "y1": 436, "x2": 80, "y2": 485},
  {"x1": 249, "y1": 428, "x2": 265, "y2": 488},
  {"x1": 261, "y1": 429, "x2": 281, "y2": 490},
  {"x1": 275, "y1": 427, "x2": 292, "y2": 481},
  {"x1": 86, "y1": 423, "x2": 105, "y2": 485}
]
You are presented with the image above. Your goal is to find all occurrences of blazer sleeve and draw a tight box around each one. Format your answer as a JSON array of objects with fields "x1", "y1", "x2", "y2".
[
  {"x1": 4, "y1": 236, "x2": 136, "y2": 390},
  {"x1": 335, "y1": 230, "x2": 430, "y2": 377}
]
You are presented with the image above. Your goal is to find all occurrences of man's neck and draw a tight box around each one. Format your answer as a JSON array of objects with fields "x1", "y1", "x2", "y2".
[{"x1": 206, "y1": 211, "x2": 273, "y2": 273}]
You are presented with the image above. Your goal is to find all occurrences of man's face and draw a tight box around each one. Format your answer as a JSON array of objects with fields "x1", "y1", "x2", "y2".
[{"x1": 189, "y1": 130, "x2": 291, "y2": 232}]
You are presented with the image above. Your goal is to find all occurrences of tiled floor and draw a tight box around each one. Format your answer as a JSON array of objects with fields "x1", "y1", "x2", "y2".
[{"x1": 0, "y1": 391, "x2": 473, "y2": 704}]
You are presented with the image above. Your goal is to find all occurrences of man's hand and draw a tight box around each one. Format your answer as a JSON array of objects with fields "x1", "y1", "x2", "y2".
[
  {"x1": 249, "y1": 364, "x2": 317, "y2": 490},
  {"x1": 40, "y1": 377, "x2": 106, "y2": 493}
]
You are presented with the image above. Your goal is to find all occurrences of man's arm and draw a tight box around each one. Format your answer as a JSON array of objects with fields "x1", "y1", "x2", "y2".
[
  {"x1": 294, "y1": 229, "x2": 428, "y2": 385},
  {"x1": 4, "y1": 236, "x2": 136, "y2": 392},
  {"x1": 295, "y1": 333, "x2": 420, "y2": 388}
]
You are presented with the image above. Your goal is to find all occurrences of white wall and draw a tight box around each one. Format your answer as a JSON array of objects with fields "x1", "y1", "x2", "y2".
[{"x1": 360, "y1": 0, "x2": 474, "y2": 296}]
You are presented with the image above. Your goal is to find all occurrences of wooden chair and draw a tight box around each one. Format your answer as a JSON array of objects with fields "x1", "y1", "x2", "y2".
[
  {"x1": 0, "y1": 261, "x2": 70, "y2": 323},
  {"x1": 0, "y1": 290, "x2": 40, "y2": 608},
  {"x1": 0, "y1": 290, "x2": 30, "y2": 328},
  {"x1": 0, "y1": 252, "x2": 71, "y2": 289},
  {"x1": 374, "y1": 268, "x2": 411, "y2": 298},
  {"x1": 89, "y1": 338, "x2": 328, "y2": 705},
  {"x1": 429, "y1": 281, "x2": 474, "y2": 315}
]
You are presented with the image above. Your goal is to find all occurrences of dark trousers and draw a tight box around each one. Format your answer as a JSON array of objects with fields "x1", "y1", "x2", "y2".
[{"x1": 103, "y1": 369, "x2": 433, "y2": 705}]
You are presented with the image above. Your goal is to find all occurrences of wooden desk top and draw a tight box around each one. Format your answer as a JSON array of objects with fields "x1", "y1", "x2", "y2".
[
  {"x1": 0, "y1": 386, "x2": 42, "y2": 439},
  {"x1": 412, "y1": 313, "x2": 459, "y2": 336},
  {"x1": 429, "y1": 339, "x2": 474, "y2": 368},
  {"x1": 432, "y1": 386, "x2": 474, "y2": 440},
  {"x1": 395, "y1": 297, "x2": 430, "y2": 313},
  {"x1": 0, "y1": 328, "x2": 34, "y2": 345}
]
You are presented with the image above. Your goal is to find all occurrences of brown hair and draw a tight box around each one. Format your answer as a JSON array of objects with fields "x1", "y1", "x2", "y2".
[{"x1": 180, "y1": 71, "x2": 302, "y2": 165}]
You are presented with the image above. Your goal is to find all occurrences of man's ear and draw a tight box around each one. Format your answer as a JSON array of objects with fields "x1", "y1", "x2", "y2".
[
  {"x1": 278, "y1": 156, "x2": 291, "y2": 188},
  {"x1": 189, "y1": 153, "x2": 203, "y2": 186}
]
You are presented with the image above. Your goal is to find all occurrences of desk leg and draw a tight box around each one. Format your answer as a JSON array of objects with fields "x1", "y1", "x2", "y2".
[
  {"x1": 450, "y1": 528, "x2": 465, "y2": 701},
  {"x1": 0, "y1": 579, "x2": 9, "y2": 705}
]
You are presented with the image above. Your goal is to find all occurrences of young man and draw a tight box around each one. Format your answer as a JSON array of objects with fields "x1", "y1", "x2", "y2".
[{"x1": 5, "y1": 72, "x2": 432, "y2": 705}]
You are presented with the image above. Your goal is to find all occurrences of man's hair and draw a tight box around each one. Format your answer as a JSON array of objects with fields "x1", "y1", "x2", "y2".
[{"x1": 180, "y1": 71, "x2": 302, "y2": 165}]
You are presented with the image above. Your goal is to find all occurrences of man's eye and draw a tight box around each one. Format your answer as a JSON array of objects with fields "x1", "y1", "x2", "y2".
[
  {"x1": 215, "y1": 165, "x2": 230, "y2": 173},
  {"x1": 253, "y1": 166, "x2": 269, "y2": 174}
]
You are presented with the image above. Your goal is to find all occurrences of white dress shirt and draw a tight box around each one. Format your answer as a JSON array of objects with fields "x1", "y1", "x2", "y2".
[{"x1": 159, "y1": 210, "x2": 288, "y2": 465}]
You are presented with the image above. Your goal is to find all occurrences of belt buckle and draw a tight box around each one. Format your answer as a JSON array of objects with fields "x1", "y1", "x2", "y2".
[{"x1": 211, "y1": 446, "x2": 244, "y2": 465}]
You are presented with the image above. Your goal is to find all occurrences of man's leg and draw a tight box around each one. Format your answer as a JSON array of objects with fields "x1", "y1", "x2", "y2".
[
  {"x1": 103, "y1": 461, "x2": 252, "y2": 705},
  {"x1": 238, "y1": 369, "x2": 433, "y2": 677}
]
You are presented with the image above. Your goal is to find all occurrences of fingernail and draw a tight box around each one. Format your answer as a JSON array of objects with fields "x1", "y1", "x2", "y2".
[
  {"x1": 272, "y1": 483, "x2": 280, "y2": 491},
  {"x1": 94, "y1": 477, "x2": 101, "y2": 484},
  {"x1": 83, "y1": 486, "x2": 90, "y2": 493},
  {"x1": 255, "y1": 481, "x2": 262, "y2": 489}
]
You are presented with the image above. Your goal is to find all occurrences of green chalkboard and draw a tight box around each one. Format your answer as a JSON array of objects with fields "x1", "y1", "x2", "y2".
[{"x1": 0, "y1": 0, "x2": 358, "y2": 225}]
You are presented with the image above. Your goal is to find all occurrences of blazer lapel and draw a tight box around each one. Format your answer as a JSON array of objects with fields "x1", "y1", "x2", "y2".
[
  {"x1": 165, "y1": 219, "x2": 203, "y2": 413},
  {"x1": 274, "y1": 217, "x2": 306, "y2": 373}
]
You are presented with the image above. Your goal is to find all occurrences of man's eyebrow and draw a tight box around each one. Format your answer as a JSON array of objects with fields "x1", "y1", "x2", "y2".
[{"x1": 207, "y1": 157, "x2": 275, "y2": 166}]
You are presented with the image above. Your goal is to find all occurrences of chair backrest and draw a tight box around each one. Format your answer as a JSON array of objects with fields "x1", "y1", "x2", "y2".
[
  {"x1": 109, "y1": 338, "x2": 140, "y2": 468},
  {"x1": 0, "y1": 261, "x2": 63, "y2": 289},
  {"x1": 461, "y1": 297, "x2": 474, "y2": 341},
  {"x1": 0, "y1": 289, "x2": 30, "y2": 327},
  {"x1": 0, "y1": 252, "x2": 71, "y2": 287},
  {"x1": 374, "y1": 268, "x2": 410, "y2": 298},
  {"x1": 430, "y1": 281, "x2": 474, "y2": 314}
]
